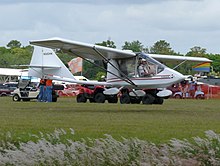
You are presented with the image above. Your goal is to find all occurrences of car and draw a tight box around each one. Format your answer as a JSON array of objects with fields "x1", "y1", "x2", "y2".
[
  {"x1": 0, "y1": 85, "x2": 13, "y2": 97},
  {"x1": 0, "y1": 82, "x2": 18, "y2": 97}
]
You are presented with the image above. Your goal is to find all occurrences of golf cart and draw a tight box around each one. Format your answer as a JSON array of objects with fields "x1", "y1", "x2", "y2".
[{"x1": 12, "y1": 77, "x2": 62, "y2": 102}]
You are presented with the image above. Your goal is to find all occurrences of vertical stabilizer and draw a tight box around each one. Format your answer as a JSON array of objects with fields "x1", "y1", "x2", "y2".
[{"x1": 28, "y1": 46, "x2": 75, "y2": 80}]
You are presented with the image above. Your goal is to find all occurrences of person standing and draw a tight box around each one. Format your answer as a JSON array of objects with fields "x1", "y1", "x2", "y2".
[
  {"x1": 45, "y1": 79, "x2": 53, "y2": 102},
  {"x1": 189, "y1": 80, "x2": 196, "y2": 98},
  {"x1": 38, "y1": 78, "x2": 45, "y2": 102}
]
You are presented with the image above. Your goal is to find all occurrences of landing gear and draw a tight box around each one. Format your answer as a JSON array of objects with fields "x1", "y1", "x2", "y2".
[
  {"x1": 130, "y1": 97, "x2": 141, "y2": 104},
  {"x1": 142, "y1": 94, "x2": 155, "y2": 104},
  {"x1": 108, "y1": 95, "x2": 118, "y2": 103},
  {"x1": 153, "y1": 97, "x2": 164, "y2": 104},
  {"x1": 119, "y1": 89, "x2": 165, "y2": 105},
  {"x1": 94, "y1": 93, "x2": 106, "y2": 103},
  {"x1": 120, "y1": 93, "x2": 130, "y2": 104}
]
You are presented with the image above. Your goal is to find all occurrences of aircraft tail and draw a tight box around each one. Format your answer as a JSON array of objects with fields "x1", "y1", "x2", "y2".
[{"x1": 28, "y1": 46, "x2": 76, "y2": 80}]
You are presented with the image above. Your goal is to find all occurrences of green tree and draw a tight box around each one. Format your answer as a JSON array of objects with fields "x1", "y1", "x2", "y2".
[
  {"x1": 95, "y1": 71, "x2": 106, "y2": 81},
  {"x1": 96, "y1": 40, "x2": 116, "y2": 48},
  {"x1": 10, "y1": 47, "x2": 32, "y2": 66},
  {"x1": 122, "y1": 40, "x2": 144, "y2": 52},
  {"x1": 186, "y1": 46, "x2": 206, "y2": 57},
  {"x1": 7, "y1": 40, "x2": 22, "y2": 49},
  {"x1": 206, "y1": 54, "x2": 220, "y2": 73},
  {"x1": 149, "y1": 40, "x2": 176, "y2": 55}
]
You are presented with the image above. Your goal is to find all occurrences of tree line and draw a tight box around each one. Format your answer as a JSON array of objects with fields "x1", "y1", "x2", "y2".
[{"x1": 0, "y1": 39, "x2": 220, "y2": 80}]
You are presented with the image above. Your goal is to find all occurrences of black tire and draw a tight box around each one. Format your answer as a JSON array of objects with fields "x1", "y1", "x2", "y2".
[
  {"x1": 130, "y1": 97, "x2": 141, "y2": 104},
  {"x1": 94, "y1": 93, "x2": 105, "y2": 103},
  {"x1": 1, "y1": 94, "x2": 7, "y2": 97},
  {"x1": 13, "y1": 94, "x2": 21, "y2": 102},
  {"x1": 153, "y1": 98, "x2": 164, "y2": 105},
  {"x1": 142, "y1": 94, "x2": 155, "y2": 104},
  {"x1": 196, "y1": 94, "x2": 204, "y2": 99},
  {"x1": 120, "y1": 94, "x2": 130, "y2": 104},
  {"x1": 108, "y1": 95, "x2": 118, "y2": 103},
  {"x1": 76, "y1": 93, "x2": 87, "y2": 103}
]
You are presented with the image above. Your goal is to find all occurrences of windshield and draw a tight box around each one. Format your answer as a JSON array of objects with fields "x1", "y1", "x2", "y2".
[{"x1": 117, "y1": 53, "x2": 165, "y2": 78}]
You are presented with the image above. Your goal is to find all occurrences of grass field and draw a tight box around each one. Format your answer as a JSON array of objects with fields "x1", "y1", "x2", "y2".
[{"x1": 0, "y1": 97, "x2": 220, "y2": 144}]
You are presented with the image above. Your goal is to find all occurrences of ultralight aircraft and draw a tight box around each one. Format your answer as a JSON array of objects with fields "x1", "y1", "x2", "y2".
[{"x1": 29, "y1": 37, "x2": 211, "y2": 104}]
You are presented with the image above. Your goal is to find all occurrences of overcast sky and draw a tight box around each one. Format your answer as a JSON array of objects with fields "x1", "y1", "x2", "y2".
[{"x1": 1, "y1": 0, "x2": 220, "y2": 54}]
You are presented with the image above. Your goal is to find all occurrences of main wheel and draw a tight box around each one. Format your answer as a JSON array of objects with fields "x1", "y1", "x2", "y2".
[
  {"x1": 94, "y1": 93, "x2": 105, "y2": 103},
  {"x1": 142, "y1": 94, "x2": 155, "y2": 104},
  {"x1": 120, "y1": 94, "x2": 130, "y2": 104},
  {"x1": 130, "y1": 97, "x2": 141, "y2": 104},
  {"x1": 13, "y1": 94, "x2": 21, "y2": 102},
  {"x1": 108, "y1": 95, "x2": 118, "y2": 103},
  {"x1": 76, "y1": 93, "x2": 87, "y2": 103},
  {"x1": 153, "y1": 97, "x2": 164, "y2": 104}
]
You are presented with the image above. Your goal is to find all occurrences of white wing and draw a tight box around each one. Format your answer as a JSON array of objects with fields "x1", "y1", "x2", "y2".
[
  {"x1": 149, "y1": 54, "x2": 212, "y2": 63},
  {"x1": 30, "y1": 37, "x2": 135, "y2": 60},
  {"x1": 30, "y1": 37, "x2": 212, "y2": 63}
]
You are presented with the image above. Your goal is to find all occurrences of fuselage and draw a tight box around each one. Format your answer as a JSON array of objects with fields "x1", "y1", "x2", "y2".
[
  {"x1": 107, "y1": 67, "x2": 185, "y2": 89},
  {"x1": 106, "y1": 53, "x2": 185, "y2": 89}
]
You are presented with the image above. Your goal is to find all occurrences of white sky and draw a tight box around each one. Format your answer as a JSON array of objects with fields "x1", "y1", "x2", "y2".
[{"x1": 1, "y1": 0, "x2": 220, "y2": 54}]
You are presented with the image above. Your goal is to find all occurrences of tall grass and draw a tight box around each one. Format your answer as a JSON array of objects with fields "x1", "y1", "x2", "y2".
[{"x1": 1, "y1": 129, "x2": 220, "y2": 165}]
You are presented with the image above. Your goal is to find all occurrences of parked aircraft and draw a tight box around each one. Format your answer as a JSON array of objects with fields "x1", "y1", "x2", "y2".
[{"x1": 29, "y1": 38, "x2": 211, "y2": 104}]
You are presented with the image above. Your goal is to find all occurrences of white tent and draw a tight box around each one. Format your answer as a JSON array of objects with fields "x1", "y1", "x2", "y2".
[{"x1": 0, "y1": 68, "x2": 28, "y2": 83}]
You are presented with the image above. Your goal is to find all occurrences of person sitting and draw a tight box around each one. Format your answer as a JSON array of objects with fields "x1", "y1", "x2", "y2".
[{"x1": 138, "y1": 59, "x2": 151, "y2": 77}]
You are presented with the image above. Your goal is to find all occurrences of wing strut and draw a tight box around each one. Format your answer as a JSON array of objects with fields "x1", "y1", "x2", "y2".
[
  {"x1": 93, "y1": 46, "x2": 137, "y2": 87},
  {"x1": 173, "y1": 60, "x2": 187, "y2": 70},
  {"x1": 67, "y1": 50, "x2": 136, "y2": 87}
]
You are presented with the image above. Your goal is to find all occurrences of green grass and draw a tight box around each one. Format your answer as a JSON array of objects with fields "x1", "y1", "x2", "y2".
[{"x1": 0, "y1": 97, "x2": 220, "y2": 144}]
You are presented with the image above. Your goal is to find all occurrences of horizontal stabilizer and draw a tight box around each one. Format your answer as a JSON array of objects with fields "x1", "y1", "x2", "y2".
[
  {"x1": 29, "y1": 65, "x2": 61, "y2": 68},
  {"x1": 44, "y1": 75, "x2": 111, "y2": 86}
]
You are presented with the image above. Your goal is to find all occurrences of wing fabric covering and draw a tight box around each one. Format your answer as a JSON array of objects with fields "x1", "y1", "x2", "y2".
[
  {"x1": 28, "y1": 46, "x2": 76, "y2": 80},
  {"x1": 149, "y1": 54, "x2": 212, "y2": 63},
  {"x1": 30, "y1": 37, "x2": 135, "y2": 60}
]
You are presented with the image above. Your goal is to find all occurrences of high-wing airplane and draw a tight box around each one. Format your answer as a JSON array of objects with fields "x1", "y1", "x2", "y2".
[{"x1": 29, "y1": 37, "x2": 212, "y2": 104}]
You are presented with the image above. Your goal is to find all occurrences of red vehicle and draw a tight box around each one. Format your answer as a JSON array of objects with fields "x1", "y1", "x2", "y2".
[
  {"x1": 57, "y1": 84, "x2": 79, "y2": 97},
  {"x1": 0, "y1": 82, "x2": 18, "y2": 97},
  {"x1": 76, "y1": 84, "x2": 118, "y2": 103}
]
